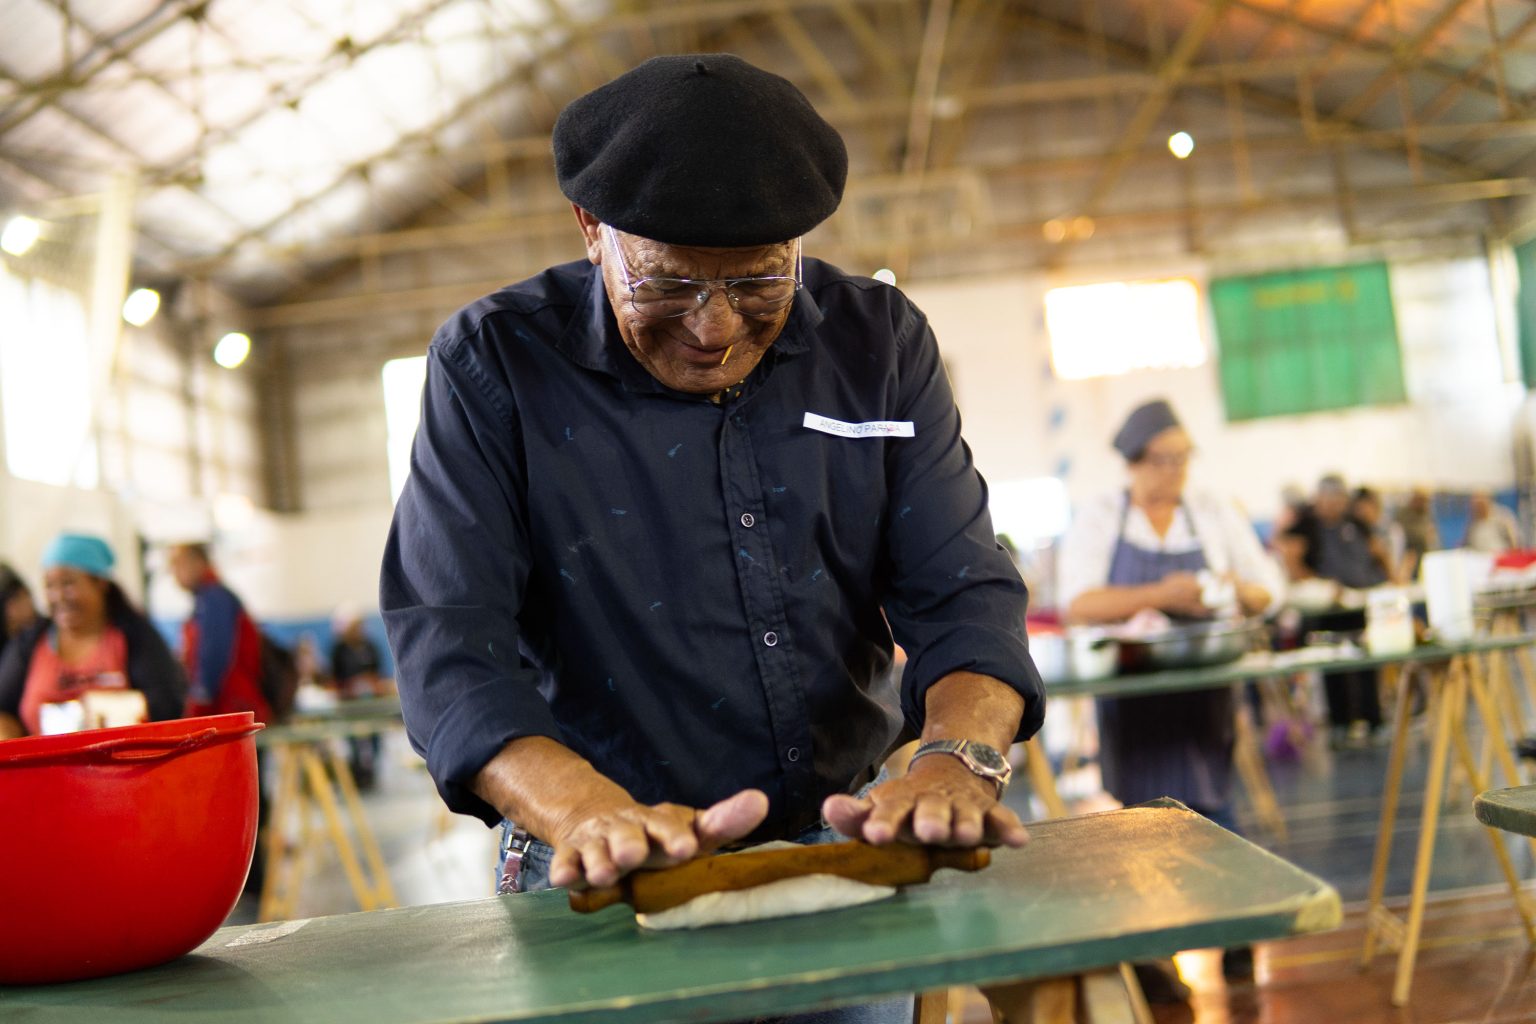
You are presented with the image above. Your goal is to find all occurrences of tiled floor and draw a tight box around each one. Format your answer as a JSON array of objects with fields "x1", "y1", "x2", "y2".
[{"x1": 239, "y1": 707, "x2": 1536, "y2": 1023}]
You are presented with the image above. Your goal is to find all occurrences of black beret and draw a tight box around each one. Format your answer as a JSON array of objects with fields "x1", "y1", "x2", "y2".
[
  {"x1": 552, "y1": 54, "x2": 848, "y2": 247},
  {"x1": 1113, "y1": 399, "x2": 1182, "y2": 461}
]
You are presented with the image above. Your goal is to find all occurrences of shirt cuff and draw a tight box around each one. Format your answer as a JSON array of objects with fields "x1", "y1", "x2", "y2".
[
  {"x1": 900, "y1": 626, "x2": 1046, "y2": 744},
  {"x1": 416, "y1": 678, "x2": 566, "y2": 826}
]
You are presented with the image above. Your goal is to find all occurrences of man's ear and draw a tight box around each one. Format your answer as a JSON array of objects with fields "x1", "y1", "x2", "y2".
[{"x1": 572, "y1": 204, "x2": 603, "y2": 265}]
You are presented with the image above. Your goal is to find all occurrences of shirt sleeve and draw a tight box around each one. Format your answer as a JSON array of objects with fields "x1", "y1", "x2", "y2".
[
  {"x1": 192, "y1": 585, "x2": 240, "y2": 701},
  {"x1": 1055, "y1": 495, "x2": 1120, "y2": 613},
  {"x1": 878, "y1": 304, "x2": 1045, "y2": 744},
  {"x1": 380, "y1": 337, "x2": 563, "y2": 825}
]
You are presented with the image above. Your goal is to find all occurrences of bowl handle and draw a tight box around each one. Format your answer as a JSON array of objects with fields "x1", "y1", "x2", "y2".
[{"x1": 0, "y1": 723, "x2": 264, "y2": 766}]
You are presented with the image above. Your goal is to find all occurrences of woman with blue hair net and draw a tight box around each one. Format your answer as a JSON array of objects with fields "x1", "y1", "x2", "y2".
[{"x1": 0, "y1": 533, "x2": 186, "y2": 739}]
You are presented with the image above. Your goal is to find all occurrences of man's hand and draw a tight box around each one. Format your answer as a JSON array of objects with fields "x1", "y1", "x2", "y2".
[
  {"x1": 547, "y1": 788, "x2": 768, "y2": 889},
  {"x1": 474, "y1": 736, "x2": 768, "y2": 890},
  {"x1": 822, "y1": 753, "x2": 1028, "y2": 849}
]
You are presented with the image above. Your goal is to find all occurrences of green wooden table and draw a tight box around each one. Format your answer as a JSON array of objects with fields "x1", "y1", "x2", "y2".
[
  {"x1": 1024, "y1": 635, "x2": 1536, "y2": 835},
  {"x1": 1, "y1": 801, "x2": 1340, "y2": 1024},
  {"x1": 256, "y1": 716, "x2": 402, "y2": 747},
  {"x1": 1042, "y1": 634, "x2": 1536, "y2": 700},
  {"x1": 1474, "y1": 785, "x2": 1536, "y2": 838}
]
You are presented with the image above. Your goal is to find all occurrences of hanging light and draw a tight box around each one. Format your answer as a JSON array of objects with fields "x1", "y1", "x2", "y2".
[
  {"x1": 213, "y1": 331, "x2": 251, "y2": 369},
  {"x1": 122, "y1": 288, "x2": 161, "y2": 327},
  {"x1": 1167, "y1": 132, "x2": 1195, "y2": 159},
  {"x1": 1, "y1": 215, "x2": 41, "y2": 256},
  {"x1": 872, "y1": 268, "x2": 897, "y2": 286}
]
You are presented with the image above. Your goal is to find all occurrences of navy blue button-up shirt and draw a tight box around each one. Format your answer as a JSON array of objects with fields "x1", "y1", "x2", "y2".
[{"x1": 381, "y1": 258, "x2": 1044, "y2": 837}]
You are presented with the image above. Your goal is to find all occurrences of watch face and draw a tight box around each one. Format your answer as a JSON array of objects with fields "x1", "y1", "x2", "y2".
[{"x1": 965, "y1": 743, "x2": 1007, "y2": 773}]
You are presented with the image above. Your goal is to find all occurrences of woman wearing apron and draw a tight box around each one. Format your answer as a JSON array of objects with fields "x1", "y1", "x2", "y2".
[{"x1": 1057, "y1": 400, "x2": 1283, "y2": 997}]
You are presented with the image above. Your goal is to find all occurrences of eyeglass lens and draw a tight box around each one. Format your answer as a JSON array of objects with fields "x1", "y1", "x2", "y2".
[
  {"x1": 605, "y1": 224, "x2": 799, "y2": 319},
  {"x1": 631, "y1": 277, "x2": 797, "y2": 318}
]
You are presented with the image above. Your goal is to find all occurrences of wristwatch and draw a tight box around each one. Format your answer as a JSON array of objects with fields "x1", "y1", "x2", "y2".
[{"x1": 908, "y1": 740, "x2": 1012, "y2": 797}]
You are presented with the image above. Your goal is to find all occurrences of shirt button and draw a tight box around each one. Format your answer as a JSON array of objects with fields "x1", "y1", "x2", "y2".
[
  {"x1": 786, "y1": 747, "x2": 801, "y2": 763},
  {"x1": 763, "y1": 631, "x2": 778, "y2": 647},
  {"x1": 740, "y1": 512, "x2": 756, "y2": 528}
]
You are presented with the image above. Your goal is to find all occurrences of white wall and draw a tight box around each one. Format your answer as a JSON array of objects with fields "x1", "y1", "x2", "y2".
[
  {"x1": 911, "y1": 253, "x2": 1523, "y2": 526},
  {"x1": 143, "y1": 502, "x2": 393, "y2": 625},
  {"x1": 0, "y1": 271, "x2": 264, "y2": 609},
  {"x1": 0, "y1": 478, "x2": 146, "y2": 603}
]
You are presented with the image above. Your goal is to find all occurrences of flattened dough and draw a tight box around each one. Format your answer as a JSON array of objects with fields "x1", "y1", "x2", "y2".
[{"x1": 636, "y1": 873, "x2": 897, "y2": 930}]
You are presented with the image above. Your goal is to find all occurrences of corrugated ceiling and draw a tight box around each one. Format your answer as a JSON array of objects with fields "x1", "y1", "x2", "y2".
[{"x1": 2, "y1": 0, "x2": 1535, "y2": 304}]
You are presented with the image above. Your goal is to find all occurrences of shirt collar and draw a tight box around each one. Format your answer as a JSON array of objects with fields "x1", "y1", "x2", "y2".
[{"x1": 555, "y1": 262, "x2": 822, "y2": 395}]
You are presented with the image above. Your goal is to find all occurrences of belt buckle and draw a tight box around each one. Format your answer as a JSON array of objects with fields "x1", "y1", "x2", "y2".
[{"x1": 497, "y1": 825, "x2": 536, "y2": 895}]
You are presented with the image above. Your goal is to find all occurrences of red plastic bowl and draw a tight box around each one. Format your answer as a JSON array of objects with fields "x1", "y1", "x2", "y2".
[{"x1": 0, "y1": 712, "x2": 264, "y2": 984}]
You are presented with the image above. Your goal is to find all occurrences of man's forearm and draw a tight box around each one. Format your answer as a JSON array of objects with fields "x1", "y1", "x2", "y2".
[
  {"x1": 920, "y1": 671, "x2": 1027, "y2": 751},
  {"x1": 471, "y1": 735, "x2": 636, "y2": 842}
]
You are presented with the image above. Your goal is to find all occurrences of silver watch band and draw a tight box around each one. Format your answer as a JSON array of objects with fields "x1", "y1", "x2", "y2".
[{"x1": 908, "y1": 739, "x2": 1010, "y2": 796}]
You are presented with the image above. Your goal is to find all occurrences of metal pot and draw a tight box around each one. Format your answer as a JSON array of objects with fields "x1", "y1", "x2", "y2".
[
  {"x1": 1116, "y1": 618, "x2": 1266, "y2": 673},
  {"x1": 1028, "y1": 628, "x2": 1121, "y2": 684}
]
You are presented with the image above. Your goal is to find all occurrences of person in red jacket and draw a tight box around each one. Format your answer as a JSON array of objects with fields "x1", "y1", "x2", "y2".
[{"x1": 169, "y1": 543, "x2": 271, "y2": 724}]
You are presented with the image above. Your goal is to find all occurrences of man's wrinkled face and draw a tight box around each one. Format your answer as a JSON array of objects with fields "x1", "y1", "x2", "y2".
[{"x1": 577, "y1": 210, "x2": 797, "y2": 394}]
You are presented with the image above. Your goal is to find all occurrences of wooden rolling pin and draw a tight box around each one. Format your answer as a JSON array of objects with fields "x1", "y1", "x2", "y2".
[{"x1": 569, "y1": 842, "x2": 989, "y2": 914}]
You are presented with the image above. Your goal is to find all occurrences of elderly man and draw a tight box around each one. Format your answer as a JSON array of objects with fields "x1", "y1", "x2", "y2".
[{"x1": 380, "y1": 55, "x2": 1043, "y2": 995}]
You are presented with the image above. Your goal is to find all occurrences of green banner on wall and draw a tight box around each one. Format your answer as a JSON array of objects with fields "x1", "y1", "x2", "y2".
[
  {"x1": 1513, "y1": 237, "x2": 1536, "y2": 389},
  {"x1": 1209, "y1": 262, "x2": 1407, "y2": 422}
]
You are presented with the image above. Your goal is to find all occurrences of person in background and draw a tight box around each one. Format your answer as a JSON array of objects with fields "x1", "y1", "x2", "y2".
[
  {"x1": 290, "y1": 633, "x2": 335, "y2": 714},
  {"x1": 1464, "y1": 490, "x2": 1520, "y2": 552},
  {"x1": 1352, "y1": 488, "x2": 1407, "y2": 584},
  {"x1": 168, "y1": 540, "x2": 274, "y2": 893},
  {"x1": 1270, "y1": 483, "x2": 1309, "y2": 545},
  {"x1": 295, "y1": 633, "x2": 327, "y2": 687},
  {"x1": 0, "y1": 562, "x2": 38, "y2": 664},
  {"x1": 1280, "y1": 474, "x2": 1391, "y2": 744},
  {"x1": 168, "y1": 542, "x2": 271, "y2": 723},
  {"x1": 0, "y1": 533, "x2": 185, "y2": 739},
  {"x1": 330, "y1": 606, "x2": 389, "y2": 789},
  {"x1": 1057, "y1": 398, "x2": 1281, "y2": 996},
  {"x1": 1392, "y1": 487, "x2": 1439, "y2": 581}
]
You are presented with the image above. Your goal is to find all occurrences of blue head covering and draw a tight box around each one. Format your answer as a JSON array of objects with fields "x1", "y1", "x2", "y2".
[
  {"x1": 1112, "y1": 399, "x2": 1182, "y2": 461},
  {"x1": 41, "y1": 532, "x2": 115, "y2": 578}
]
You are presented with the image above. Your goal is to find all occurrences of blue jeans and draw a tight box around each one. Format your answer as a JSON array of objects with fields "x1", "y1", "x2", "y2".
[{"x1": 496, "y1": 777, "x2": 912, "y2": 1024}]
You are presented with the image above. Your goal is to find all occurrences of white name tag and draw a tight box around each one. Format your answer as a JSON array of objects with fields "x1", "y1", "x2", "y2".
[{"x1": 803, "y1": 412, "x2": 915, "y2": 439}]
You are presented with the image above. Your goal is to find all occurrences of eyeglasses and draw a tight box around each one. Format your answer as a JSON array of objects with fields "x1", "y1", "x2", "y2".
[{"x1": 603, "y1": 224, "x2": 801, "y2": 320}]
